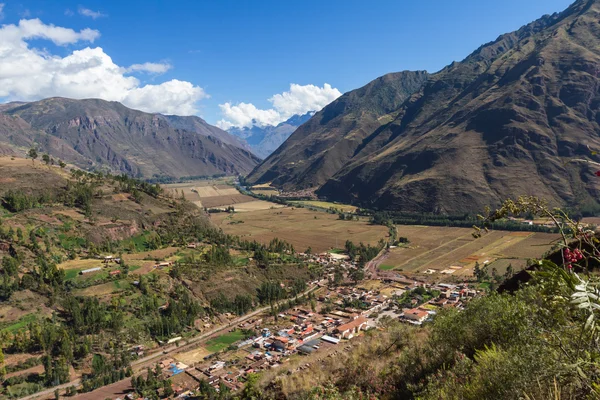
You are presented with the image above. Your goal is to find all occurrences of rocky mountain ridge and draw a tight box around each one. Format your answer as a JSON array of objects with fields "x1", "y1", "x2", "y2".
[{"x1": 0, "y1": 97, "x2": 260, "y2": 178}]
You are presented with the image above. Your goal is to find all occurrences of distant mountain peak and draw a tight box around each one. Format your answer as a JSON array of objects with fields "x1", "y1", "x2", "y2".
[{"x1": 227, "y1": 112, "x2": 315, "y2": 159}]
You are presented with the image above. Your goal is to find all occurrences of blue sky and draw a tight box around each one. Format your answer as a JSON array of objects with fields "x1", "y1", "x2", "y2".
[{"x1": 0, "y1": 0, "x2": 574, "y2": 127}]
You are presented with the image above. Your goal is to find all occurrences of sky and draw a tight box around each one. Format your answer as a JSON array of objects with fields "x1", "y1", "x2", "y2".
[{"x1": 0, "y1": 0, "x2": 575, "y2": 128}]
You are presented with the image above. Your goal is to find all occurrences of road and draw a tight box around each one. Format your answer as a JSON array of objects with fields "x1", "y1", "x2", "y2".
[{"x1": 19, "y1": 284, "x2": 321, "y2": 400}]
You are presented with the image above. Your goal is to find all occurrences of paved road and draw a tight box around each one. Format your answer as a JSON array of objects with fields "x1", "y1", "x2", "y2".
[{"x1": 19, "y1": 284, "x2": 321, "y2": 400}]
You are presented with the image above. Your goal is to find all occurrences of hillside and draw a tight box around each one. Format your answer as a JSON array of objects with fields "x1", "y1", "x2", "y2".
[
  {"x1": 247, "y1": 71, "x2": 429, "y2": 189},
  {"x1": 228, "y1": 112, "x2": 314, "y2": 158},
  {"x1": 0, "y1": 98, "x2": 260, "y2": 179},
  {"x1": 0, "y1": 157, "x2": 313, "y2": 398},
  {"x1": 248, "y1": 0, "x2": 600, "y2": 214}
]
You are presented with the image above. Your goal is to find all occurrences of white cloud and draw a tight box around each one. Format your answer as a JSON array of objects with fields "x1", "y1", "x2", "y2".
[
  {"x1": 217, "y1": 103, "x2": 282, "y2": 130},
  {"x1": 0, "y1": 18, "x2": 207, "y2": 115},
  {"x1": 9, "y1": 18, "x2": 100, "y2": 45},
  {"x1": 78, "y1": 7, "x2": 107, "y2": 19},
  {"x1": 0, "y1": 4, "x2": 5, "y2": 20},
  {"x1": 217, "y1": 83, "x2": 341, "y2": 129},
  {"x1": 126, "y1": 62, "x2": 172, "y2": 74},
  {"x1": 64, "y1": 9, "x2": 74, "y2": 17}
]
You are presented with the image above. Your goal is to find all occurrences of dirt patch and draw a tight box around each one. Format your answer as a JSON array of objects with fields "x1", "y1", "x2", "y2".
[
  {"x1": 201, "y1": 194, "x2": 256, "y2": 208},
  {"x1": 174, "y1": 347, "x2": 211, "y2": 365},
  {"x1": 72, "y1": 378, "x2": 133, "y2": 400}
]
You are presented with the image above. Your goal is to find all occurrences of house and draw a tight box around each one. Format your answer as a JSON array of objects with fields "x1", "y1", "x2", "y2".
[
  {"x1": 335, "y1": 316, "x2": 368, "y2": 339},
  {"x1": 271, "y1": 340, "x2": 287, "y2": 352},
  {"x1": 403, "y1": 308, "x2": 429, "y2": 324},
  {"x1": 109, "y1": 270, "x2": 121, "y2": 276},
  {"x1": 155, "y1": 261, "x2": 173, "y2": 269},
  {"x1": 209, "y1": 361, "x2": 226, "y2": 371}
]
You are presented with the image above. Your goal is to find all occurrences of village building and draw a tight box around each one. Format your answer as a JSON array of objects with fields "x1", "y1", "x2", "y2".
[
  {"x1": 403, "y1": 308, "x2": 429, "y2": 324},
  {"x1": 335, "y1": 316, "x2": 368, "y2": 339}
]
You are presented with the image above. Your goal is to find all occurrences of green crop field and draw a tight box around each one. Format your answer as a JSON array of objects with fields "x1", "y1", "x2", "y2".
[
  {"x1": 205, "y1": 330, "x2": 245, "y2": 353},
  {"x1": 0, "y1": 313, "x2": 37, "y2": 333}
]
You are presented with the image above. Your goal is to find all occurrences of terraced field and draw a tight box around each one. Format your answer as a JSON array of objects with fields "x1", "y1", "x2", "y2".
[
  {"x1": 381, "y1": 227, "x2": 559, "y2": 278},
  {"x1": 165, "y1": 179, "x2": 270, "y2": 210}
]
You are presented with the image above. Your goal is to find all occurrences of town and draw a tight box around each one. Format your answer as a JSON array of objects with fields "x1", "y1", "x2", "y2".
[{"x1": 110, "y1": 251, "x2": 482, "y2": 399}]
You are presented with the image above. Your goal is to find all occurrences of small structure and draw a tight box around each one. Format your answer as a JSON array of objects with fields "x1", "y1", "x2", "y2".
[
  {"x1": 109, "y1": 270, "x2": 121, "y2": 276},
  {"x1": 80, "y1": 267, "x2": 102, "y2": 275},
  {"x1": 155, "y1": 261, "x2": 173, "y2": 269},
  {"x1": 335, "y1": 316, "x2": 368, "y2": 339},
  {"x1": 403, "y1": 308, "x2": 429, "y2": 324},
  {"x1": 167, "y1": 336, "x2": 182, "y2": 344},
  {"x1": 321, "y1": 335, "x2": 341, "y2": 344}
]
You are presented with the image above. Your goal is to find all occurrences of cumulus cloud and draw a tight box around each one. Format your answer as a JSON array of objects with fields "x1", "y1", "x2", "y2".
[
  {"x1": 0, "y1": 18, "x2": 207, "y2": 115},
  {"x1": 78, "y1": 7, "x2": 107, "y2": 19},
  {"x1": 217, "y1": 83, "x2": 341, "y2": 129},
  {"x1": 126, "y1": 62, "x2": 172, "y2": 74}
]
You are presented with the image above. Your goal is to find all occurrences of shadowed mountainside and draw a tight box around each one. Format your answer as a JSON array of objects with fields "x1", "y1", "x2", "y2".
[{"x1": 248, "y1": 0, "x2": 600, "y2": 213}]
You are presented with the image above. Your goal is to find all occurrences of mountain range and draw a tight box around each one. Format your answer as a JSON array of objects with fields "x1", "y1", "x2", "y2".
[
  {"x1": 247, "y1": 0, "x2": 600, "y2": 213},
  {"x1": 227, "y1": 112, "x2": 314, "y2": 159},
  {"x1": 0, "y1": 97, "x2": 260, "y2": 179}
]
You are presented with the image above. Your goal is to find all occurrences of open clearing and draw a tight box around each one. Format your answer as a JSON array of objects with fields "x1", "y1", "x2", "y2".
[
  {"x1": 211, "y1": 207, "x2": 388, "y2": 253},
  {"x1": 382, "y1": 226, "x2": 559, "y2": 278},
  {"x1": 174, "y1": 347, "x2": 212, "y2": 365},
  {"x1": 204, "y1": 330, "x2": 245, "y2": 353},
  {"x1": 291, "y1": 200, "x2": 358, "y2": 213}
]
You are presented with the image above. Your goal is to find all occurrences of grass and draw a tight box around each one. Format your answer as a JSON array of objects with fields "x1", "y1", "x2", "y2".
[
  {"x1": 128, "y1": 265, "x2": 142, "y2": 273},
  {"x1": 379, "y1": 264, "x2": 396, "y2": 271},
  {"x1": 233, "y1": 256, "x2": 249, "y2": 267},
  {"x1": 1, "y1": 313, "x2": 37, "y2": 333},
  {"x1": 205, "y1": 330, "x2": 246, "y2": 353},
  {"x1": 113, "y1": 279, "x2": 131, "y2": 290},
  {"x1": 125, "y1": 231, "x2": 152, "y2": 252},
  {"x1": 291, "y1": 200, "x2": 357, "y2": 213},
  {"x1": 64, "y1": 268, "x2": 83, "y2": 280},
  {"x1": 211, "y1": 207, "x2": 388, "y2": 253},
  {"x1": 57, "y1": 234, "x2": 87, "y2": 251}
]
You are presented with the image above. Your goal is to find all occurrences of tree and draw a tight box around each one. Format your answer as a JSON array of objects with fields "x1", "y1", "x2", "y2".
[
  {"x1": 504, "y1": 264, "x2": 514, "y2": 280},
  {"x1": 58, "y1": 160, "x2": 66, "y2": 169},
  {"x1": 42, "y1": 153, "x2": 51, "y2": 165},
  {"x1": 0, "y1": 347, "x2": 5, "y2": 379},
  {"x1": 349, "y1": 267, "x2": 365, "y2": 284},
  {"x1": 242, "y1": 373, "x2": 262, "y2": 399},
  {"x1": 28, "y1": 147, "x2": 38, "y2": 164}
]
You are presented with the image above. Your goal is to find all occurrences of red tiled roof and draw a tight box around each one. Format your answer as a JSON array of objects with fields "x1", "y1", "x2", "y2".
[{"x1": 336, "y1": 316, "x2": 367, "y2": 332}]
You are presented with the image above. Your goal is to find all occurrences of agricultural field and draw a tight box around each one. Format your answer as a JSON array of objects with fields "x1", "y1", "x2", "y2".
[
  {"x1": 290, "y1": 200, "x2": 358, "y2": 213},
  {"x1": 204, "y1": 330, "x2": 246, "y2": 353},
  {"x1": 379, "y1": 226, "x2": 559, "y2": 279},
  {"x1": 164, "y1": 179, "x2": 268, "y2": 210},
  {"x1": 211, "y1": 207, "x2": 388, "y2": 253}
]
